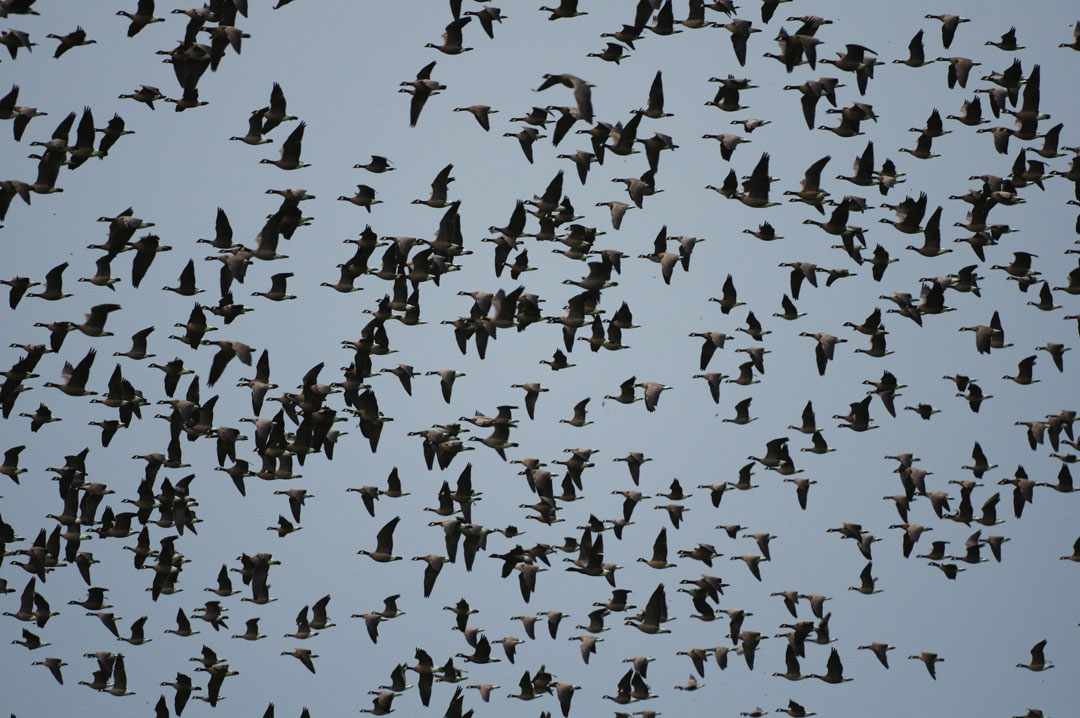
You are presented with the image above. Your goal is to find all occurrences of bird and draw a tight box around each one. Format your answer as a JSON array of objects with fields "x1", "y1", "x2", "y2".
[
  {"x1": 357, "y1": 516, "x2": 402, "y2": 562},
  {"x1": 427, "y1": 369, "x2": 465, "y2": 404},
  {"x1": 413, "y1": 554, "x2": 447, "y2": 597},
  {"x1": 926, "y1": 13, "x2": 970, "y2": 49},
  {"x1": 47, "y1": 26, "x2": 95, "y2": 58},
  {"x1": 636, "y1": 382, "x2": 672, "y2": 412},
  {"x1": 282, "y1": 647, "x2": 318, "y2": 674},
  {"x1": 32, "y1": 656, "x2": 67, "y2": 685},
  {"x1": 811, "y1": 648, "x2": 853, "y2": 683},
  {"x1": 561, "y1": 397, "x2": 592, "y2": 427},
  {"x1": 118, "y1": 84, "x2": 164, "y2": 110},
  {"x1": 849, "y1": 562, "x2": 882, "y2": 594},
  {"x1": 1017, "y1": 640, "x2": 1053, "y2": 671},
  {"x1": 858, "y1": 642, "x2": 895, "y2": 668},
  {"x1": 44, "y1": 347, "x2": 96, "y2": 397},
  {"x1": 401, "y1": 60, "x2": 445, "y2": 127},
  {"x1": 260, "y1": 121, "x2": 308, "y2": 169},
  {"x1": 426, "y1": 16, "x2": 473, "y2": 54},
  {"x1": 504, "y1": 126, "x2": 546, "y2": 164},
  {"x1": 118, "y1": 0, "x2": 164, "y2": 37},
  {"x1": 261, "y1": 82, "x2": 298, "y2": 133},
  {"x1": 413, "y1": 163, "x2": 455, "y2": 208},
  {"x1": 908, "y1": 651, "x2": 944, "y2": 680},
  {"x1": 203, "y1": 340, "x2": 254, "y2": 387}
]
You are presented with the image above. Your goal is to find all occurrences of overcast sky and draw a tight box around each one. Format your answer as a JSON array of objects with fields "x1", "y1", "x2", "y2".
[{"x1": 1, "y1": 1, "x2": 1078, "y2": 717}]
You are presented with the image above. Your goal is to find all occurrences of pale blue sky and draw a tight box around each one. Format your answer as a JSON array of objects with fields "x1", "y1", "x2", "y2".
[{"x1": 1, "y1": 2, "x2": 1078, "y2": 717}]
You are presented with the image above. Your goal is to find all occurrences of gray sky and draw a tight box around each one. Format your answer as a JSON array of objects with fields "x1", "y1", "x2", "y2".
[{"x1": 1, "y1": 1, "x2": 1078, "y2": 717}]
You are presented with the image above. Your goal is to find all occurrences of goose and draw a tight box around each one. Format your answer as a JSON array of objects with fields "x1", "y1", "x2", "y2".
[
  {"x1": 903, "y1": 403, "x2": 940, "y2": 421},
  {"x1": 894, "y1": 29, "x2": 933, "y2": 67},
  {"x1": 636, "y1": 381, "x2": 671, "y2": 412},
  {"x1": 401, "y1": 61, "x2": 445, "y2": 127},
  {"x1": 588, "y1": 42, "x2": 628, "y2": 64},
  {"x1": 165, "y1": 86, "x2": 208, "y2": 112},
  {"x1": 975, "y1": 125, "x2": 1014, "y2": 155},
  {"x1": 881, "y1": 192, "x2": 928, "y2": 233},
  {"x1": 625, "y1": 583, "x2": 671, "y2": 635},
  {"x1": 560, "y1": 397, "x2": 592, "y2": 427},
  {"x1": 782, "y1": 78, "x2": 841, "y2": 129},
  {"x1": 282, "y1": 647, "x2": 317, "y2": 674},
  {"x1": 1, "y1": 86, "x2": 44, "y2": 141},
  {"x1": 1003, "y1": 355, "x2": 1039, "y2": 385},
  {"x1": 360, "y1": 689, "x2": 398, "y2": 716},
  {"x1": 228, "y1": 108, "x2": 274, "y2": 145},
  {"x1": 908, "y1": 652, "x2": 944, "y2": 680},
  {"x1": 260, "y1": 121, "x2": 307, "y2": 169},
  {"x1": 503, "y1": 125, "x2": 546, "y2": 164},
  {"x1": 980, "y1": 58, "x2": 1025, "y2": 99},
  {"x1": 1027, "y1": 282, "x2": 1060, "y2": 311},
  {"x1": 947, "y1": 96, "x2": 988, "y2": 126},
  {"x1": 1036, "y1": 343, "x2": 1069, "y2": 373},
  {"x1": 989, "y1": 24, "x2": 1019, "y2": 51},
  {"x1": 537, "y1": 74, "x2": 594, "y2": 126},
  {"x1": 540, "y1": 348, "x2": 575, "y2": 371},
  {"x1": 747, "y1": 531, "x2": 773, "y2": 561},
  {"x1": 778, "y1": 699, "x2": 816, "y2": 717},
  {"x1": 773, "y1": 643, "x2": 811, "y2": 681},
  {"x1": 75, "y1": 255, "x2": 119, "y2": 292},
  {"x1": 118, "y1": 615, "x2": 151, "y2": 645},
  {"x1": 1017, "y1": 640, "x2": 1053, "y2": 671},
  {"x1": 707, "y1": 82, "x2": 747, "y2": 112},
  {"x1": 427, "y1": 16, "x2": 472, "y2": 54},
  {"x1": 118, "y1": 84, "x2": 164, "y2": 110},
  {"x1": 849, "y1": 562, "x2": 881, "y2": 594},
  {"x1": 800, "y1": 332, "x2": 846, "y2": 375},
  {"x1": 857, "y1": 642, "x2": 895, "y2": 668},
  {"x1": 724, "y1": 397, "x2": 756, "y2": 425},
  {"x1": 540, "y1": 0, "x2": 586, "y2": 20},
  {"x1": 62, "y1": 106, "x2": 103, "y2": 168},
  {"x1": 1061, "y1": 536, "x2": 1080, "y2": 561},
  {"x1": 43, "y1": 347, "x2": 96, "y2": 397},
  {"x1": 413, "y1": 163, "x2": 455, "y2": 207},
  {"x1": 338, "y1": 185, "x2": 381, "y2": 211},
  {"x1": 463, "y1": 5, "x2": 505, "y2": 38},
  {"x1": 638, "y1": 528, "x2": 676, "y2": 569},
  {"x1": 899, "y1": 131, "x2": 940, "y2": 159},
  {"x1": 118, "y1": 0, "x2": 164, "y2": 37},
  {"x1": 357, "y1": 516, "x2": 401, "y2": 562},
  {"x1": 0, "y1": 180, "x2": 32, "y2": 226},
  {"x1": 722, "y1": 18, "x2": 761, "y2": 66},
  {"x1": 809, "y1": 648, "x2": 853, "y2": 683},
  {"x1": 734, "y1": 338, "x2": 775, "y2": 371},
  {"x1": 821, "y1": 44, "x2": 877, "y2": 94},
  {"x1": 637, "y1": 132, "x2": 679, "y2": 174},
  {"x1": 926, "y1": 14, "x2": 969, "y2": 48},
  {"x1": 260, "y1": 82, "x2": 297, "y2": 133},
  {"x1": 1061, "y1": 21, "x2": 1080, "y2": 50},
  {"x1": 47, "y1": 26, "x2": 95, "y2": 58},
  {"x1": 645, "y1": 0, "x2": 682, "y2": 35}
]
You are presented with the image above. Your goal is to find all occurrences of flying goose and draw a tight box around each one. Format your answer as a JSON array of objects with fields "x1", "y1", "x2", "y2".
[
  {"x1": 260, "y1": 121, "x2": 307, "y2": 169},
  {"x1": 258, "y1": 82, "x2": 297, "y2": 134},
  {"x1": 426, "y1": 16, "x2": 472, "y2": 54},
  {"x1": 1017, "y1": 640, "x2": 1053, "y2": 671},
  {"x1": 118, "y1": 0, "x2": 164, "y2": 37},
  {"x1": 47, "y1": 26, "x2": 94, "y2": 58},
  {"x1": 401, "y1": 61, "x2": 445, "y2": 127},
  {"x1": 118, "y1": 84, "x2": 164, "y2": 110},
  {"x1": 908, "y1": 651, "x2": 944, "y2": 680}
]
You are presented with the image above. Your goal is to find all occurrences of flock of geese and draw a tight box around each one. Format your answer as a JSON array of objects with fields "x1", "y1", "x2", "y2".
[{"x1": 1, "y1": 1, "x2": 1079, "y2": 717}]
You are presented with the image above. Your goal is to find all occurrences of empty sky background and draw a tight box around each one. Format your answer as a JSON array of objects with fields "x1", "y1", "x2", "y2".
[{"x1": 1, "y1": 1, "x2": 1079, "y2": 717}]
